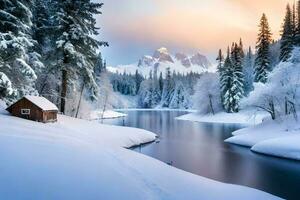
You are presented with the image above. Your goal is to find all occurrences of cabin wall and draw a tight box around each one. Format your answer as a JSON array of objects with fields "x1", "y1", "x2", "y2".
[
  {"x1": 7, "y1": 98, "x2": 43, "y2": 122},
  {"x1": 43, "y1": 111, "x2": 57, "y2": 122},
  {"x1": 7, "y1": 98, "x2": 57, "y2": 123}
]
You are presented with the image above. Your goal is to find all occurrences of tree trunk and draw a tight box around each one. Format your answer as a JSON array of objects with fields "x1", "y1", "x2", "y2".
[
  {"x1": 269, "y1": 99, "x2": 276, "y2": 120},
  {"x1": 285, "y1": 96, "x2": 288, "y2": 115},
  {"x1": 101, "y1": 94, "x2": 108, "y2": 124},
  {"x1": 75, "y1": 82, "x2": 85, "y2": 118},
  {"x1": 60, "y1": 69, "x2": 67, "y2": 114},
  {"x1": 208, "y1": 94, "x2": 215, "y2": 115}
]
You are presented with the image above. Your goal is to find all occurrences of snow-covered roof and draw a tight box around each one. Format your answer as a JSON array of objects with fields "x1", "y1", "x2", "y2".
[{"x1": 24, "y1": 96, "x2": 58, "y2": 111}]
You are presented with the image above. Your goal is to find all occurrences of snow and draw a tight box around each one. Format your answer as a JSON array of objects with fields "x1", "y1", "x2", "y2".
[
  {"x1": 0, "y1": 100, "x2": 7, "y2": 110},
  {"x1": 107, "y1": 47, "x2": 215, "y2": 78},
  {"x1": 0, "y1": 107, "x2": 280, "y2": 199},
  {"x1": 177, "y1": 110, "x2": 269, "y2": 125},
  {"x1": 225, "y1": 116, "x2": 300, "y2": 160},
  {"x1": 108, "y1": 61, "x2": 211, "y2": 78},
  {"x1": 90, "y1": 110, "x2": 127, "y2": 120},
  {"x1": 157, "y1": 47, "x2": 169, "y2": 54},
  {"x1": 24, "y1": 95, "x2": 58, "y2": 111},
  {"x1": 115, "y1": 108, "x2": 197, "y2": 112},
  {"x1": 0, "y1": 72, "x2": 13, "y2": 95},
  {"x1": 15, "y1": 58, "x2": 37, "y2": 80}
]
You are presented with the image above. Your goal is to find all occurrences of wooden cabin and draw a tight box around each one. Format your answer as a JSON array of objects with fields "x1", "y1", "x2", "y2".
[{"x1": 6, "y1": 96, "x2": 58, "y2": 123}]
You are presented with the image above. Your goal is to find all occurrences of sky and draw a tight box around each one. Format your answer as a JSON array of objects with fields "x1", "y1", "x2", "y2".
[{"x1": 95, "y1": 0, "x2": 294, "y2": 66}]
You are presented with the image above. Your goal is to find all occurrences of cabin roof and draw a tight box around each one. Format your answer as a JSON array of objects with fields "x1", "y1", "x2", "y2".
[{"x1": 23, "y1": 96, "x2": 58, "y2": 111}]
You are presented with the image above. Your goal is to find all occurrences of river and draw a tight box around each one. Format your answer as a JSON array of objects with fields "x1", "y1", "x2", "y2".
[{"x1": 103, "y1": 110, "x2": 300, "y2": 199}]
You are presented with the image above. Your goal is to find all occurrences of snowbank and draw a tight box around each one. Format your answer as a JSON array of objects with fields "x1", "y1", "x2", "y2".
[
  {"x1": 0, "y1": 100, "x2": 6, "y2": 109},
  {"x1": 90, "y1": 110, "x2": 127, "y2": 120},
  {"x1": 226, "y1": 116, "x2": 300, "y2": 161},
  {"x1": 0, "y1": 108, "x2": 280, "y2": 199},
  {"x1": 177, "y1": 110, "x2": 268, "y2": 125},
  {"x1": 115, "y1": 108, "x2": 197, "y2": 112}
]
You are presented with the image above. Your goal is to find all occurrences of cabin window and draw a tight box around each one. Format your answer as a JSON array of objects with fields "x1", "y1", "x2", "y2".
[{"x1": 21, "y1": 109, "x2": 30, "y2": 115}]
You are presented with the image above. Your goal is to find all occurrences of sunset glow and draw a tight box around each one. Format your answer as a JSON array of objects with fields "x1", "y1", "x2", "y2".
[{"x1": 98, "y1": 0, "x2": 294, "y2": 64}]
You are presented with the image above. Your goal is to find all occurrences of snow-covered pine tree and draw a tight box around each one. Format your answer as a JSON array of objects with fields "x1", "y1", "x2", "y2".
[
  {"x1": 169, "y1": 82, "x2": 190, "y2": 109},
  {"x1": 216, "y1": 49, "x2": 224, "y2": 72},
  {"x1": 243, "y1": 47, "x2": 254, "y2": 95},
  {"x1": 158, "y1": 72, "x2": 163, "y2": 94},
  {"x1": 161, "y1": 67, "x2": 174, "y2": 107},
  {"x1": 238, "y1": 38, "x2": 245, "y2": 58},
  {"x1": 0, "y1": 0, "x2": 40, "y2": 102},
  {"x1": 254, "y1": 13, "x2": 272, "y2": 83},
  {"x1": 292, "y1": 3, "x2": 297, "y2": 44},
  {"x1": 53, "y1": 0, "x2": 108, "y2": 114},
  {"x1": 94, "y1": 52, "x2": 105, "y2": 78},
  {"x1": 31, "y1": 0, "x2": 60, "y2": 103},
  {"x1": 151, "y1": 64, "x2": 161, "y2": 107},
  {"x1": 230, "y1": 43, "x2": 244, "y2": 112},
  {"x1": 222, "y1": 48, "x2": 235, "y2": 113},
  {"x1": 135, "y1": 70, "x2": 143, "y2": 93},
  {"x1": 280, "y1": 4, "x2": 294, "y2": 62},
  {"x1": 296, "y1": 0, "x2": 300, "y2": 45},
  {"x1": 216, "y1": 49, "x2": 225, "y2": 103}
]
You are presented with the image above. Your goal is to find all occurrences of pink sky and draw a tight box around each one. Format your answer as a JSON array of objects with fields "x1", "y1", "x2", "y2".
[{"x1": 97, "y1": 0, "x2": 294, "y2": 65}]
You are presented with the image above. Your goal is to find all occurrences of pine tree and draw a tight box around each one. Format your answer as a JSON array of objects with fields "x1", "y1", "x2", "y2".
[
  {"x1": 243, "y1": 47, "x2": 254, "y2": 95},
  {"x1": 32, "y1": 0, "x2": 58, "y2": 100},
  {"x1": 280, "y1": 4, "x2": 294, "y2": 62},
  {"x1": 254, "y1": 13, "x2": 272, "y2": 83},
  {"x1": 296, "y1": 0, "x2": 300, "y2": 45},
  {"x1": 292, "y1": 3, "x2": 297, "y2": 43},
  {"x1": 135, "y1": 70, "x2": 143, "y2": 93},
  {"x1": 52, "y1": 0, "x2": 108, "y2": 114},
  {"x1": 238, "y1": 38, "x2": 245, "y2": 58},
  {"x1": 231, "y1": 43, "x2": 244, "y2": 112},
  {"x1": 94, "y1": 52, "x2": 104, "y2": 77},
  {"x1": 161, "y1": 67, "x2": 174, "y2": 107},
  {"x1": 0, "y1": 0, "x2": 41, "y2": 102},
  {"x1": 216, "y1": 49, "x2": 224, "y2": 72},
  {"x1": 222, "y1": 48, "x2": 235, "y2": 112},
  {"x1": 216, "y1": 49, "x2": 225, "y2": 103},
  {"x1": 158, "y1": 72, "x2": 163, "y2": 94},
  {"x1": 169, "y1": 82, "x2": 190, "y2": 109}
]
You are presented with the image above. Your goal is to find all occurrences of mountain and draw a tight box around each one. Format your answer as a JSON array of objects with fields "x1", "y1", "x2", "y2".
[{"x1": 108, "y1": 47, "x2": 213, "y2": 77}]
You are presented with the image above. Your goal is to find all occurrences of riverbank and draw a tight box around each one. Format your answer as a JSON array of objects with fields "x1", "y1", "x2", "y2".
[
  {"x1": 90, "y1": 109, "x2": 127, "y2": 120},
  {"x1": 226, "y1": 116, "x2": 300, "y2": 161},
  {"x1": 0, "y1": 103, "x2": 280, "y2": 199},
  {"x1": 115, "y1": 108, "x2": 197, "y2": 112},
  {"x1": 177, "y1": 110, "x2": 300, "y2": 161},
  {"x1": 176, "y1": 110, "x2": 268, "y2": 125}
]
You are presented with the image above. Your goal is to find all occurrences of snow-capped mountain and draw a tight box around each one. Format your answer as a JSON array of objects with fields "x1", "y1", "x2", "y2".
[{"x1": 108, "y1": 47, "x2": 213, "y2": 77}]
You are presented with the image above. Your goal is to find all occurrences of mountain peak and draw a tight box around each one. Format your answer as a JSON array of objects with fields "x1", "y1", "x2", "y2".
[
  {"x1": 153, "y1": 47, "x2": 174, "y2": 63},
  {"x1": 190, "y1": 52, "x2": 212, "y2": 68},
  {"x1": 157, "y1": 47, "x2": 169, "y2": 54},
  {"x1": 175, "y1": 53, "x2": 191, "y2": 68}
]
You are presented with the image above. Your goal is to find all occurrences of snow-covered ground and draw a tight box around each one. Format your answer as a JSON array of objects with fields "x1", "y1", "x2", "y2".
[
  {"x1": 90, "y1": 110, "x2": 127, "y2": 120},
  {"x1": 115, "y1": 108, "x2": 197, "y2": 112},
  {"x1": 177, "y1": 110, "x2": 269, "y2": 125},
  {"x1": 0, "y1": 103, "x2": 280, "y2": 199},
  {"x1": 225, "y1": 116, "x2": 300, "y2": 160}
]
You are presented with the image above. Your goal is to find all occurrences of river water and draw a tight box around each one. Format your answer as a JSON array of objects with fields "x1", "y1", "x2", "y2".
[{"x1": 103, "y1": 110, "x2": 300, "y2": 199}]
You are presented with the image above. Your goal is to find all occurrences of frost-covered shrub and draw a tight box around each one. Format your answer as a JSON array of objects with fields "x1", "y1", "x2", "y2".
[
  {"x1": 242, "y1": 48, "x2": 300, "y2": 119},
  {"x1": 193, "y1": 73, "x2": 222, "y2": 114}
]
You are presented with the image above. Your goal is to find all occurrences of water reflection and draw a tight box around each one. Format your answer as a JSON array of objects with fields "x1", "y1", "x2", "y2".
[{"x1": 103, "y1": 110, "x2": 300, "y2": 200}]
